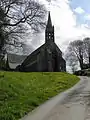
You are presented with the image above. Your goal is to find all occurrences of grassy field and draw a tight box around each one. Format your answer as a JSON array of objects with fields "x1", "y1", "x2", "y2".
[{"x1": 0, "y1": 72, "x2": 79, "y2": 120}]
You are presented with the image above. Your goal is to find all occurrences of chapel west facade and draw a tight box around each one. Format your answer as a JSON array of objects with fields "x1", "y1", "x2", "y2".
[{"x1": 19, "y1": 12, "x2": 66, "y2": 72}]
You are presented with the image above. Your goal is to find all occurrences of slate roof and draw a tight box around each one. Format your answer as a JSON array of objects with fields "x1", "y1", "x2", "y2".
[
  {"x1": 22, "y1": 42, "x2": 62, "y2": 66},
  {"x1": 7, "y1": 53, "x2": 27, "y2": 69},
  {"x1": 22, "y1": 44, "x2": 45, "y2": 65}
]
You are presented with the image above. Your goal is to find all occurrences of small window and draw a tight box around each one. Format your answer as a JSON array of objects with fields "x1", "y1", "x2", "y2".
[{"x1": 49, "y1": 33, "x2": 51, "y2": 35}]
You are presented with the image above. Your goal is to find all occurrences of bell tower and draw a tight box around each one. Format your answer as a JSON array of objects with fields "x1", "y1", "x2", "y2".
[{"x1": 45, "y1": 12, "x2": 55, "y2": 43}]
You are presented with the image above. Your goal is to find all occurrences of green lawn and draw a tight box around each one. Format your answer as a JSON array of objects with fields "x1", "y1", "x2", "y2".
[{"x1": 0, "y1": 72, "x2": 79, "y2": 120}]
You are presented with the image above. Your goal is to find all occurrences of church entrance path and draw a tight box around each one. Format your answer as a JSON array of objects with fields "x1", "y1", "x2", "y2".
[{"x1": 21, "y1": 76, "x2": 90, "y2": 120}]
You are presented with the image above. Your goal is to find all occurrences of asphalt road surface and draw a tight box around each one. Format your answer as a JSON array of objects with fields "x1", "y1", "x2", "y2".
[{"x1": 21, "y1": 76, "x2": 90, "y2": 120}]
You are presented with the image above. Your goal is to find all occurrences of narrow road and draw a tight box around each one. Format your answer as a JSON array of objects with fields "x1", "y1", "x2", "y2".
[{"x1": 21, "y1": 76, "x2": 90, "y2": 120}]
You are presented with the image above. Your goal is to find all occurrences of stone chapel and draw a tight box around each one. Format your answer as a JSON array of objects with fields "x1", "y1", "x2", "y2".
[{"x1": 19, "y1": 12, "x2": 66, "y2": 72}]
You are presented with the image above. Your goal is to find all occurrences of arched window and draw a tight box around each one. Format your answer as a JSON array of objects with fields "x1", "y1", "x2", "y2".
[{"x1": 48, "y1": 33, "x2": 51, "y2": 39}]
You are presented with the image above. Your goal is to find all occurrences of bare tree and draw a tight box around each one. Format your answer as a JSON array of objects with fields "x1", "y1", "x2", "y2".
[
  {"x1": 83, "y1": 37, "x2": 90, "y2": 67},
  {"x1": 0, "y1": 8, "x2": 8, "y2": 60},
  {"x1": 0, "y1": 0, "x2": 46, "y2": 30},
  {"x1": 0, "y1": 0, "x2": 46, "y2": 57},
  {"x1": 66, "y1": 40, "x2": 84, "y2": 70},
  {"x1": 65, "y1": 52, "x2": 78, "y2": 73}
]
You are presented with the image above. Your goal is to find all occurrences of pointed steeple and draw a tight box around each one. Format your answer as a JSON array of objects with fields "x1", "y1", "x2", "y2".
[
  {"x1": 45, "y1": 12, "x2": 55, "y2": 43},
  {"x1": 47, "y1": 12, "x2": 52, "y2": 27}
]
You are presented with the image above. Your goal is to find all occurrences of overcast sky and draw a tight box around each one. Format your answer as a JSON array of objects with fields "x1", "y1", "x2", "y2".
[{"x1": 25, "y1": 0, "x2": 90, "y2": 54}]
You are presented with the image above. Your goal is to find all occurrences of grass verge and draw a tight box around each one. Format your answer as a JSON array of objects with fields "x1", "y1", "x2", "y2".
[{"x1": 0, "y1": 72, "x2": 79, "y2": 120}]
